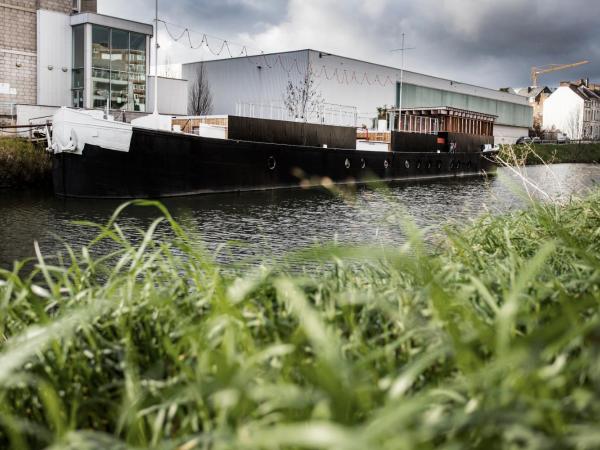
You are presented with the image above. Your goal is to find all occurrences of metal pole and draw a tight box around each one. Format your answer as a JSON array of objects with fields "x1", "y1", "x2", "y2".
[
  {"x1": 399, "y1": 33, "x2": 405, "y2": 132},
  {"x1": 153, "y1": 0, "x2": 159, "y2": 115}
]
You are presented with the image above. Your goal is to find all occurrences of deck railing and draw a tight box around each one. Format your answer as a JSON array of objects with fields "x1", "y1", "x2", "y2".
[{"x1": 396, "y1": 114, "x2": 440, "y2": 135}]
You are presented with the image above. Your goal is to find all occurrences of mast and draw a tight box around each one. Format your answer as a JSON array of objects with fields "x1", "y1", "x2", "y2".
[
  {"x1": 391, "y1": 34, "x2": 414, "y2": 131},
  {"x1": 153, "y1": 0, "x2": 159, "y2": 115},
  {"x1": 398, "y1": 33, "x2": 405, "y2": 131}
]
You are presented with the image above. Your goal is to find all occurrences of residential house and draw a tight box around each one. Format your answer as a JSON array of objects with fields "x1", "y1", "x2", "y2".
[{"x1": 543, "y1": 81, "x2": 600, "y2": 140}]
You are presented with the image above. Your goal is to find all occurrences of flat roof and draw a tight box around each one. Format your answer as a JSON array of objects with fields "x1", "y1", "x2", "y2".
[{"x1": 70, "y1": 12, "x2": 153, "y2": 36}]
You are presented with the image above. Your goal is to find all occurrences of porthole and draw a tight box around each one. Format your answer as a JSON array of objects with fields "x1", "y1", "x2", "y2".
[
  {"x1": 456, "y1": 161, "x2": 461, "y2": 170},
  {"x1": 427, "y1": 161, "x2": 432, "y2": 169},
  {"x1": 467, "y1": 161, "x2": 472, "y2": 169},
  {"x1": 404, "y1": 160, "x2": 410, "y2": 169},
  {"x1": 437, "y1": 161, "x2": 442, "y2": 170},
  {"x1": 360, "y1": 158, "x2": 366, "y2": 169},
  {"x1": 267, "y1": 156, "x2": 276, "y2": 170},
  {"x1": 384, "y1": 159, "x2": 390, "y2": 169},
  {"x1": 417, "y1": 160, "x2": 422, "y2": 169},
  {"x1": 345, "y1": 158, "x2": 351, "y2": 169}
]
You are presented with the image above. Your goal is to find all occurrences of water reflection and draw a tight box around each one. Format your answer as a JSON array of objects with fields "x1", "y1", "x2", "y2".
[{"x1": 1, "y1": 164, "x2": 598, "y2": 268}]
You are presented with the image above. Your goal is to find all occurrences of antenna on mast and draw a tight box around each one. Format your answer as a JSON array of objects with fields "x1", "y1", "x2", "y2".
[
  {"x1": 153, "y1": 0, "x2": 159, "y2": 115},
  {"x1": 391, "y1": 33, "x2": 415, "y2": 131}
]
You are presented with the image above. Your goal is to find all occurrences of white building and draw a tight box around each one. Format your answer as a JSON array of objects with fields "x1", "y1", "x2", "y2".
[
  {"x1": 1, "y1": 1, "x2": 187, "y2": 128},
  {"x1": 183, "y1": 49, "x2": 532, "y2": 144},
  {"x1": 543, "y1": 82, "x2": 600, "y2": 140}
]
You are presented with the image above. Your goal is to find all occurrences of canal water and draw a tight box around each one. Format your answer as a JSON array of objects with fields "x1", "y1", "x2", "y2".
[{"x1": 0, "y1": 164, "x2": 599, "y2": 269}]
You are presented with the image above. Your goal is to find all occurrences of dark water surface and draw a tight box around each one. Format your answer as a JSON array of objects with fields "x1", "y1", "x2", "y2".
[{"x1": 1, "y1": 164, "x2": 599, "y2": 269}]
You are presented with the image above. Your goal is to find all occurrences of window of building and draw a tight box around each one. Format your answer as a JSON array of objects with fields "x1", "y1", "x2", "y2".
[
  {"x1": 129, "y1": 33, "x2": 147, "y2": 112},
  {"x1": 90, "y1": 25, "x2": 146, "y2": 111},
  {"x1": 110, "y1": 29, "x2": 129, "y2": 109},
  {"x1": 72, "y1": 25, "x2": 85, "y2": 108},
  {"x1": 92, "y1": 25, "x2": 110, "y2": 108}
]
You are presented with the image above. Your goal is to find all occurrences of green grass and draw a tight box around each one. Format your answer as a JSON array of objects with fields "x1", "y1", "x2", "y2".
[
  {"x1": 1, "y1": 191, "x2": 600, "y2": 449},
  {"x1": 0, "y1": 138, "x2": 52, "y2": 188},
  {"x1": 501, "y1": 142, "x2": 600, "y2": 165}
]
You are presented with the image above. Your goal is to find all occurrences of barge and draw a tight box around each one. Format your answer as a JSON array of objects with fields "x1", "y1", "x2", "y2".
[{"x1": 48, "y1": 107, "x2": 498, "y2": 199}]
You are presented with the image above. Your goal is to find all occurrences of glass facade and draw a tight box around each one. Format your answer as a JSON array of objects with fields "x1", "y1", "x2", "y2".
[
  {"x1": 90, "y1": 25, "x2": 147, "y2": 111},
  {"x1": 399, "y1": 83, "x2": 533, "y2": 128},
  {"x1": 71, "y1": 25, "x2": 85, "y2": 108}
]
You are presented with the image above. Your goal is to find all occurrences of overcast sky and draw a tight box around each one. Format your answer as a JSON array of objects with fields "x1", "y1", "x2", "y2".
[{"x1": 100, "y1": 0, "x2": 599, "y2": 89}]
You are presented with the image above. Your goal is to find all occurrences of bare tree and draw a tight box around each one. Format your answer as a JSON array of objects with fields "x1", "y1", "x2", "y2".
[
  {"x1": 283, "y1": 67, "x2": 324, "y2": 122},
  {"x1": 564, "y1": 108, "x2": 582, "y2": 140},
  {"x1": 189, "y1": 64, "x2": 213, "y2": 116}
]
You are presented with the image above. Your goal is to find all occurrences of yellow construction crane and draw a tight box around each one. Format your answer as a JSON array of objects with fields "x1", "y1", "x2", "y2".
[{"x1": 531, "y1": 61, "x2": 590, "y2": 87}]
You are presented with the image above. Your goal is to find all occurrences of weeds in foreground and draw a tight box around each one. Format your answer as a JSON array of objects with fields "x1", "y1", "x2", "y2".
[
  {"x1": 0, "y1": 138, "x2": 52, "y2": 188},
  {"x1": 0, "y1": 192, "x2": 600, "y2": 449}
]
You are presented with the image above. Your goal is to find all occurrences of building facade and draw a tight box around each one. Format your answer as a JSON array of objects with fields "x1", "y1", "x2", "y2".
[
  {"x1": 68, "y1": 12, "x2": 152, "y2": 111},
  {"x1": 2, "y1": 1, "x2": 187, "y2": 126},
  {"x1": 1, "y1": 0, "x2": 87, "y2": 122},
  {"x1": 543, "y1": 82, "x2": 600, "y2": 140},
  {"x1": 183, "y1": 49, "x2": 532, "y2": 144}
]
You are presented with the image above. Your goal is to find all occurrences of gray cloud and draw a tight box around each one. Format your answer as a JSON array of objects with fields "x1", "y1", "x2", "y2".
[{"x1": 99, "y1": 0, "x2": 599, "y2": 88}]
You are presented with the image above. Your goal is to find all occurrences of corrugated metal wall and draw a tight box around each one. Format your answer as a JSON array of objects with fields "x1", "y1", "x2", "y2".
[
  {"x1": 400, "y1": 84, "x2": 532, "y2": 128},
  {"x1": 183, "y1": 51, "x2": 309, "y2": 116},
  {"x1": 183, "y1": 49, "x2": 532, "y2": 132}
]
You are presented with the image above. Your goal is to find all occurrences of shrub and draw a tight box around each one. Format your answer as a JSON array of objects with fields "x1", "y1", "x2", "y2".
[{"x1": 0, "y1": 138, "x2": 52, "y2": 188}]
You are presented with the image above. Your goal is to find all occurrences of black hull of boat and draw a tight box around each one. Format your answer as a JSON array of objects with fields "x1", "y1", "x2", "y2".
[{"x1": 53, "y1": 128, "x2": 498, "y2": 199}]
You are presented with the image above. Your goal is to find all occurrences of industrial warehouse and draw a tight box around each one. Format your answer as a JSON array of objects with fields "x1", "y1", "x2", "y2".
[{"x1": 183, "y1": 49, "x2": 532, "y2": 144}]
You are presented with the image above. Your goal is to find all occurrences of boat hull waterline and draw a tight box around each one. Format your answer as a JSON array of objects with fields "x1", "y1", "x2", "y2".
[{"x1": 53, "y1": 127, "x2": 498, "y2": 199}]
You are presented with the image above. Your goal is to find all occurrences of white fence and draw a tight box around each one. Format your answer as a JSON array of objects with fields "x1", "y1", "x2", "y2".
[
  {"x1": 396, "y1": 114, "x2": 440, "y2": 135},
  {"x1": 235, "y1": 101, "x2": 359, "y2": 127}
]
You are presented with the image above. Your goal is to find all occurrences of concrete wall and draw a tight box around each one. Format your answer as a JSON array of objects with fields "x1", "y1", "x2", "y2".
[
  {"x1": 37, "y1": 9, "x2": 72, "y2": 107},
  {"x1": 493, "y1": 125, "x2": 529, "y2": 145},
  {"x1": 543, "y1": 87, "x2": 584, "y2": 139},
  {"x1": 16, "y1": 104, "x2": 60, "y2": 126},
  {"x1": 147, "y1": 76, "x2": 188, "y2": 115}
]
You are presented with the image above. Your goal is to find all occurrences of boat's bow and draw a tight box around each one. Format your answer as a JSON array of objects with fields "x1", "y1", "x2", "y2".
[{"x1": 49, "y1": 107, "x2": 133, "y2": 155}]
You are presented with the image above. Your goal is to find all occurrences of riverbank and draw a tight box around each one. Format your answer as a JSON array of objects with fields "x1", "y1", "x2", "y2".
[
  {"x1": 1, "y1": 189, "x2": 600, "y2": 448},
  {"x1": 0, "y1": 138, "x2": 52, "y2": 188},
  {"x1": 500, "y1": 142, "x2": 600, "y2": 165}
]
